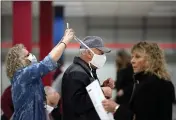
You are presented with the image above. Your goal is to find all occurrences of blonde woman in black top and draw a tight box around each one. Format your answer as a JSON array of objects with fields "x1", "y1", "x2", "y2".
[{"x1": 102, "y1": 41, "x2": 175, "y2": 120}]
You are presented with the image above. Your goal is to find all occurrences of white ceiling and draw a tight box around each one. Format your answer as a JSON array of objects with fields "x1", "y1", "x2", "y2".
[{"x1": 1, "y1": 1, "x2": 176, "y2": 17}]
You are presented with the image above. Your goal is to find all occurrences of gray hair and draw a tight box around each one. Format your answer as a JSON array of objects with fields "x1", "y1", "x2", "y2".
[
  {"x1": 44, "y1": 86, "x2": 56, "y2": 95},
  {"x1": 79, "y1": 49, "x2": 89, "y2": 55}
]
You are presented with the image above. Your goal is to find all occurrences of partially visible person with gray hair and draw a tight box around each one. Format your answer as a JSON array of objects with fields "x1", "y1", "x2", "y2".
[{"x1": 44, "y1": 86, "x2": 61, "y2": 120}]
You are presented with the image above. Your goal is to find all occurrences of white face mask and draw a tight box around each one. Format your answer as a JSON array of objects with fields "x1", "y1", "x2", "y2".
[
  {"x1": 77, "y1": 42, "x2": 106, "y2": 69},
  {"x1": 27, "y1": 53, "x2": 37, "y2": 64},
  {"x1": 45, "y1": 105, "x2": 54, "y2": 114},
  {"x1": 74, "y1": 37, "x2": 107, "y2": 68},
  {"x1": 89, "y1": 51, "x2": 106, "y2": 69}
]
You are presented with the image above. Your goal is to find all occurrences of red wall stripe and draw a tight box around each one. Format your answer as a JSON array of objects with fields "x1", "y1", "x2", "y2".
[{"x1": 1, "y1": 41, "x2": 176, "y2": 49}]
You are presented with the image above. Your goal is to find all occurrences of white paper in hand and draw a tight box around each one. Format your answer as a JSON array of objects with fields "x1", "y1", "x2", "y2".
[{"x1": 86, "y1": 80, "x2": 114, "y2": 120}]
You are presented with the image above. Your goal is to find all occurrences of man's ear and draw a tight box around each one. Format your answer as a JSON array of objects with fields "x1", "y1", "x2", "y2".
[{"x1": 87, "y1": 50, "x2": 93, "y2": 60}]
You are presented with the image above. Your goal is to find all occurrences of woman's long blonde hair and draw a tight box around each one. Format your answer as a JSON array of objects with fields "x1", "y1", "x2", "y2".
[
  {"x1": 5, "y1": 44, "x2": 30, "y2": 79},
  {"x1": 131, "y1": 41, "x2": 170, "y2": 80}
]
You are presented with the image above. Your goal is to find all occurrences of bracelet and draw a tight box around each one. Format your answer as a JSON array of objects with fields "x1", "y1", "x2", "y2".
[{"x1": 60, "y1": 42, "x2": 67, "y2": 48}]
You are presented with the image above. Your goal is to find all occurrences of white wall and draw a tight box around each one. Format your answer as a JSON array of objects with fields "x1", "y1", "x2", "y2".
[{"x1": 1, "y1": 15, "x2": 176, "y2": 43}]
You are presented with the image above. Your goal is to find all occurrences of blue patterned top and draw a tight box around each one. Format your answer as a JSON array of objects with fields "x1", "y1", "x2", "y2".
[{"x1": 11, "y1": 55, "x2": 58, "y2": 120}]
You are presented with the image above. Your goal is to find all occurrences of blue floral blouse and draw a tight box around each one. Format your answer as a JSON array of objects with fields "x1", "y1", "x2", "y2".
[{"x1": 11, "y1": 55, "x2": 58, "y2": 120}]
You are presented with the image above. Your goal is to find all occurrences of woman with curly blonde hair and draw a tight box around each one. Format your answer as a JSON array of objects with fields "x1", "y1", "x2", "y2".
[
  {"x1": 102, "y1": 41, "x2": 175, "y2": 120},
  {"x1": 5, "y1": 29, "x2": 74, "y2": 120},
  {"x1": 6, "y1": 44, "x2": 30, "y2": 79},
  {"x1": 131, "y1": 42, "x2": 170, "y2": 80}
]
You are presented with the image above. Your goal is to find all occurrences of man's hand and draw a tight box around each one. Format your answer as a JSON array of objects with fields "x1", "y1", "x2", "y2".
[
  {"x1": 103, "y1": 78, "x2": 115, "y2": 89},
  {"x1": 62, "y1": 29, "x2": 75, "y2": 44},
  {"x1": 102, "y1": 87, "x2": 112, "y2": 98},
  {"x1": 117, "y1": 89, "x2": 124, "y2": 97},
  {"x1": 102, "y1": 99, "x2": 119, "y2": 113}
]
